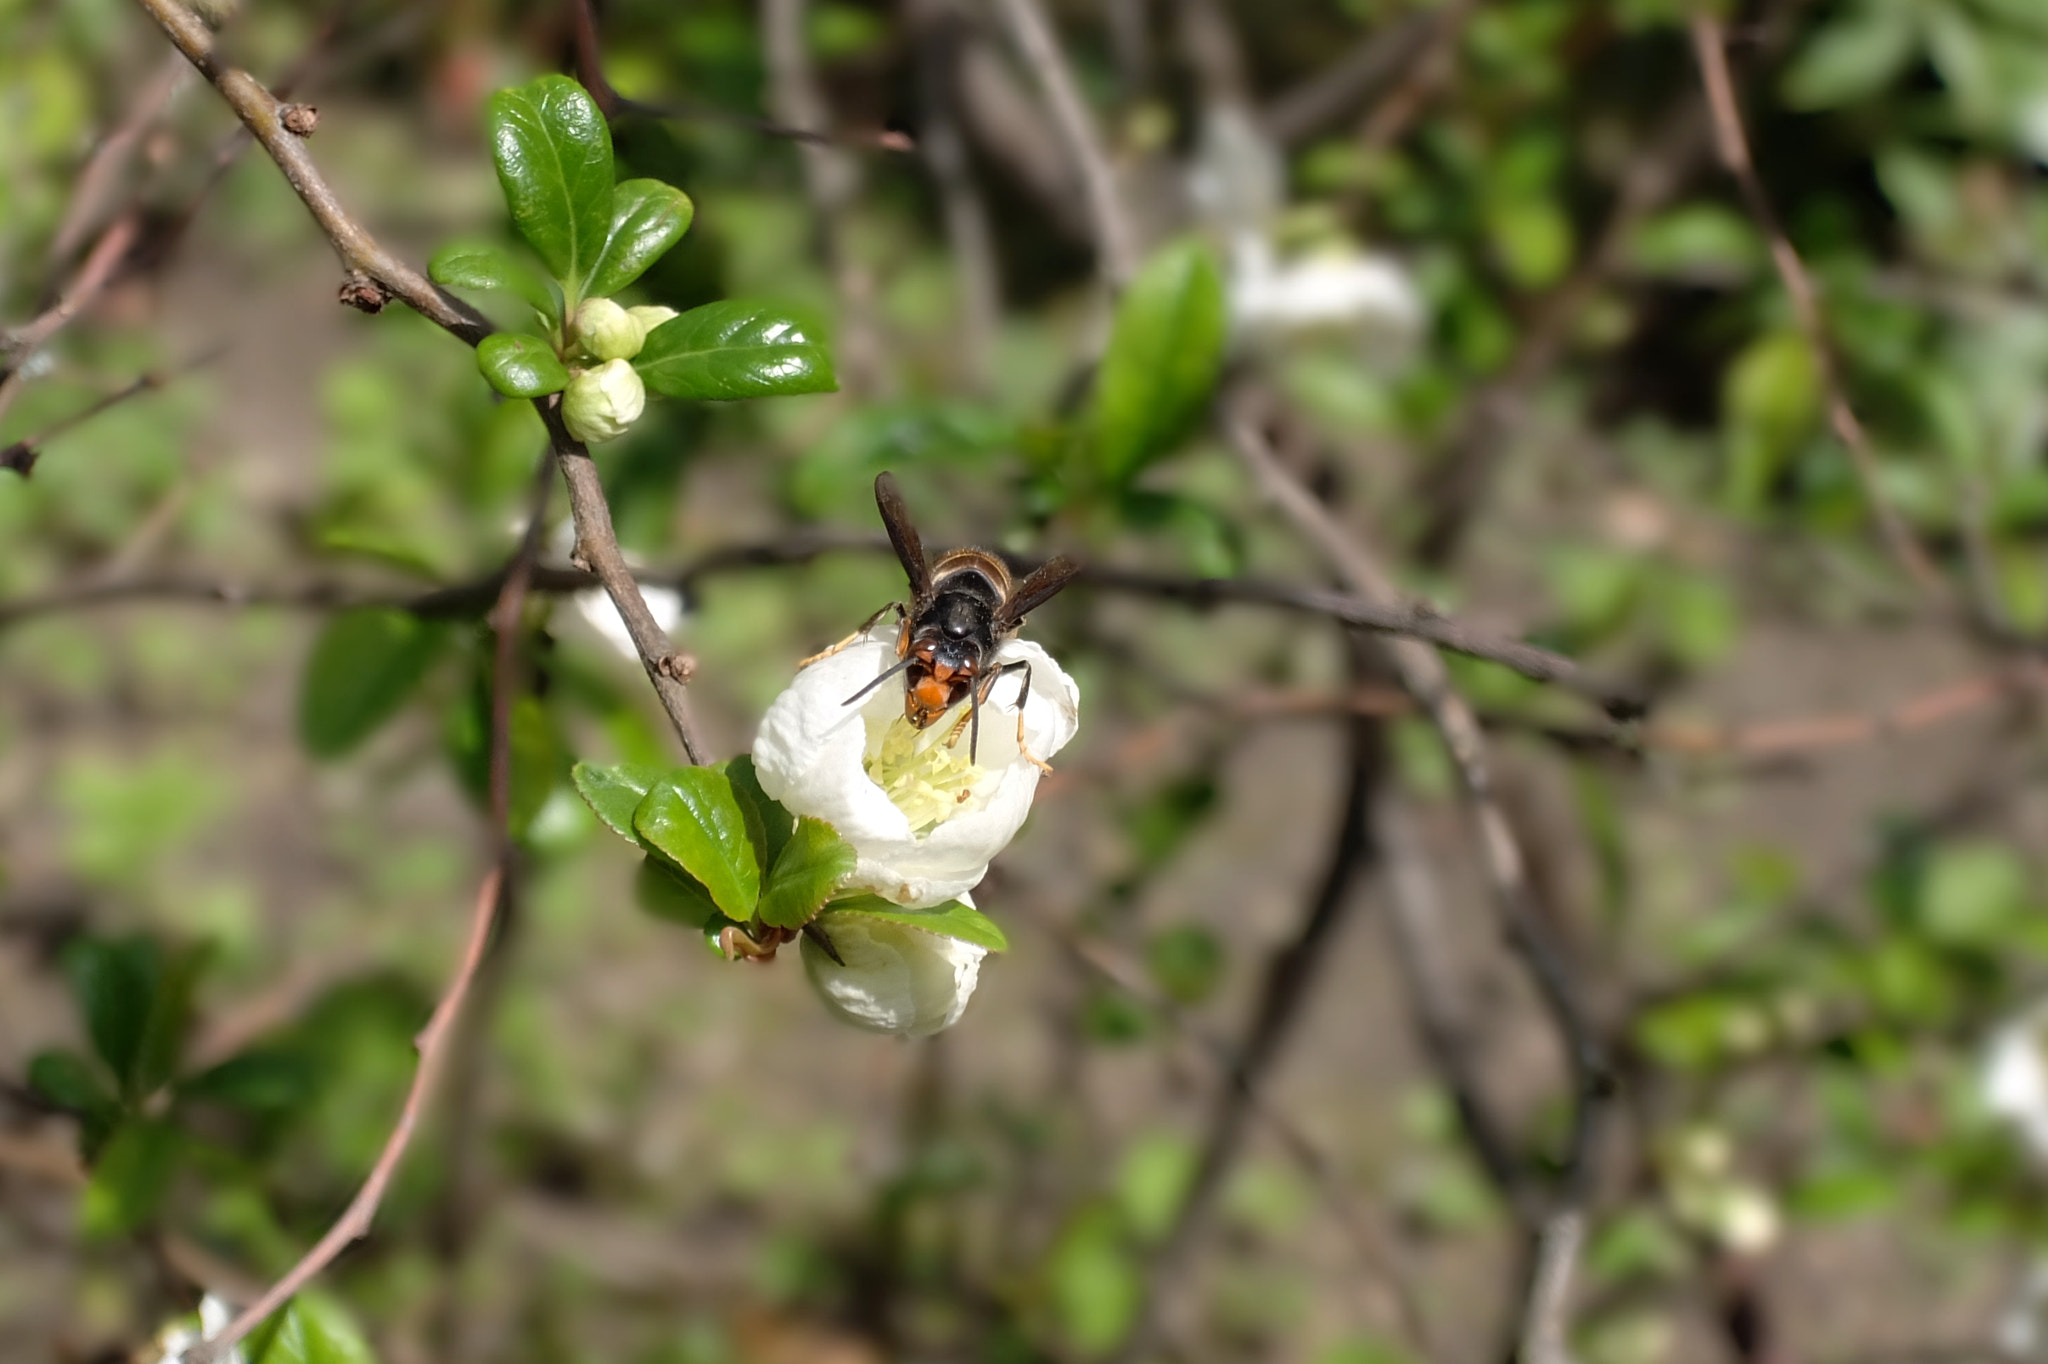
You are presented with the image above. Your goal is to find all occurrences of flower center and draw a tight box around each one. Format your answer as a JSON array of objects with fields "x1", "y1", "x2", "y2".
[{"x1": 864, "y1": 715, "x2": 984, "y2": 834}]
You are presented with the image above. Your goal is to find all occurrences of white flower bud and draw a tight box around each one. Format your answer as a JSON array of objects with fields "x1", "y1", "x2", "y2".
[
  {"x1": 801, "y1": 912, "x2": 987, "y2": 1037},
  {"x1": 561, "y1": 359, "x2": 645, "y2": 444},
  {"x1": 628, "y1": 304, "x2": 679, "y2": 336},
  {"x1": 753, "y1": 637, "x2": 1079, "y2": 908},
  {"x1": 573, "y1": 297, "x2": 648, "y2": 361}
]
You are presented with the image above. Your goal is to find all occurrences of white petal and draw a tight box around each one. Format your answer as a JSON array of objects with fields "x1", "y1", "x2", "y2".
[
  {"x1": 574, "y1": 584, "x2": 684, "y2": 662},
  {"x1": 753, "y1": 635, "x2": 1080, "y2": 907},
  {"x1": 801, "y1": 913, "x2": 987, "y2": 1036}
]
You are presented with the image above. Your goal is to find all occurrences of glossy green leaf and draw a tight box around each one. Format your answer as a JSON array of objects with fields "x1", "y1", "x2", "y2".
[
  {"x1": 572, "y1": 761, "x2": 671, "y2": 846},
  {"x1": 179, "y1": 1049, "x2": 318, "y2": 1112},
  {"x1": 476, "y1": 333, "x2": 570, "y2": 398},
  {"x1": 485, "y1": 75, "x2": 614, "y2": 293},
  {"x1": 633, "y1": 301, "x2": 838, "y2": 401},
  {"x1": 1090, "y1": 241, "x2": 1225, "y2": 482},
  {"x1": 246, "y1": 1293, "x2": 380, "y2": 1364},
  {"x1": 298, "y1": 609, "x2": 448, "y2": 759},
  {"x1": 586, "y1": 179, "x2": 694, "y2": 298},
  {"x1": 61, "y1": 935, "x2": 157, "y2": 1096},
  {"x1": 426, "y1": 240, "x2": 557, "y2": 317},
  {"x1": 81, "y1": 1119, "x2": 179, "y2": 1239},
  {"x1": 633, "y1": 769, "x2": 760, "y2": 920},
  {"x1": 130, "y1": 942, "x2": 209, "y2": 1101},
  {"x1": 826, "y1": 895, "x2": 1010, "y2": 952},
  {"x1": 634, "y1": 856, "x2": 721, "y2": 930},
  {"x1": 725, "y1": 753, "x2": 793, "y2": 871},
  {"x1": 28, "y1": 1048, "x2": 112, "y2": 1115},
  {"x1": 756, "y1": 817, "x2": 858, "y2": 929}
]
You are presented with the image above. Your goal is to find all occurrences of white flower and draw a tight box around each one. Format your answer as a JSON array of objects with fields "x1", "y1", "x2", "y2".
[
  {"x1": 1985, "y1": 1000, "x2": 2048, "y2": 1162},
  {"x1": 801, "y1": 909, "x2": 988, "y2": 1037},
  {"x1": 575, "y1": 582, "x2": 684, "y2": 660},
  {"x1": 150, "y1": 1293, "x2": 244, "y2": 1364},
  {"x1": 752, "y1": 635, "x2": 1079, "y2": 908},
  {"x1": 572, "y1": 297, "x2": 648, "y2": 361},
  {"x1": 561, "y1": 358, "x2": 646, "y2": 444},
  {"x1": 1228, "y1": 231, "x2": 1423, "y2": 363}
]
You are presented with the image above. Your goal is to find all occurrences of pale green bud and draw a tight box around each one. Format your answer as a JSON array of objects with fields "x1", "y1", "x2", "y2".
[
  {"x1": 573, "y1": 297, "x2": 646, "y2": 362},
  {"x1": 561, "y1": 359, "x2": 645, "y2": 444},
  {"x1": 627, "y1": 305, "x2": 679, "y2": 337}
]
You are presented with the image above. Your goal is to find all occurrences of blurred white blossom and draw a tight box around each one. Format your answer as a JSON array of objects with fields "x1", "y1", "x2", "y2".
[
  {"x1": 1228, "y1": 232, "x2": 1424, "y2": 362},
  {"x1": 801, "y1": 908, "x2": 988, "y2": 1037},
  {"x1": 148, "y1": 1293, "x2": 242, "y2": 1364},
  {"x1": 1985, "y1": 1000, "x2": 2048, "y2": 1162},
  {"x1": 753, "y1": 635, "x2": 1078, "y2": 908}
]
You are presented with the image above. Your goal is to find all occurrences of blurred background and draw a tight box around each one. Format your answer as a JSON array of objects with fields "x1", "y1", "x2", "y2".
[{"x1": 4, "y1": 0, "x2": 2048, "y2": 1361}]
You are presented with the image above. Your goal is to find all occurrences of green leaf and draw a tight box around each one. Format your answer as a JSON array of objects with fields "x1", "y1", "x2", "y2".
[
  {"x1": 725, "y1": 753, "x2": 794, "y2": 871},
  {"x1": 426, "y1": 240, "x2": 557, "y2": 317},
  {"x1": 246, "y1": 1293, "x2": 381, "y2": 1364},
  {"x1": 81, "y1": 1120, "x2": 180, "y2": 1239},
  {"x1": 756, "y1": 817, "x2": 858, "y2": 929},
  {"x1": 586, "y1": 179, "x2": 695, "y2": 298},
  {"x1": 634, "y1": 856, "x2": 721, "y2": 930},
  {"x1": 28, "y1": 1049, "x2": 113, "y2": 1115},
  {"x1": 485, "y1": 75, "x2": 615, "y2": 295},
  {"x1": 826, "y1": 895, "x2": 1010, "y2": 952},
  {"x1": 298, "y1": 609, "x2": 448, "y2": 759},
  {"x1": 61, "y1": 936, "x2": 157, "y2": 1096},
  {"x1": 1090, "y1": 241, "x2": 1225, "y2": 482},
  {"x1": 1146, "y1": 925, "x2": 1223, "y2": 1005},
  {"x1": 476, "y1": 333, "x2": 571, "y2": 398},
  {"x1": 572, "y1": 761, "x2": 670, "y2": 845},
  {"x1": 130, "y1": 942, "x2": 209, "y2": 1101},
  {"x1": 632, "y1": 769, "x2": 761, "y2": 919},
  {"x1": 633, "y1": 301, "x2": 838, "y2": 401},
  {"x1": 179, "y1": 1049, "x2": 318, "y2": 1112}
]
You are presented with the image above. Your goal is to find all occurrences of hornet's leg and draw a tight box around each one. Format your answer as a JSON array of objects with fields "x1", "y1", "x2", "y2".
[
  {"x1": 800, "y1": 602, "x2": 903, "y2": 669},
  {"x1": 976, "y1": 660, "x2": 1050, "y2": 773}
]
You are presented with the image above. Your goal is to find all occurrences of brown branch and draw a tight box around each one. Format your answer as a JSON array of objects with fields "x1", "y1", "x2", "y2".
[
  {"x1": 127, "y1": 0, "x2": 708, "y2": 764},
  {"x1": 1056, "y1": 915, "x2": 1438, "y2": 1360},
  {"x1": 1109, "y1": 677, "x2": 1382, "y2": 1364},
  {"x1": 1226, "y1": 390, "x2": 1610, "y2": 1200},
  {"x1": 986, "y1": 0, "x2": 1139, "y2": 286},
  {"x1": 186, "y1": 866, "x2": 504, "y2": 1363},
  {"x1": 1, "y1": 346, "x2": 227, "y2": 478},
  {"x1": 1689, "y1": 15, "x2": 1945, "y2": 602},
  {"x1": 761, "y1": 0, "x2": 890, "y2": 395},
  {"x1": 0, "y1": 214, "x2": 143, "y2": 428}
]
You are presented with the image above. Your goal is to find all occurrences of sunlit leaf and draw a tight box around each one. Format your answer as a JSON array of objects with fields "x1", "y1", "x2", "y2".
[
  {"x1": 633, "y1": 301, "x2": 837, "y2": 401},
  {"x1": 633, "y1": 769, "x2": 761, "y2": 919},
  {"x1": 485, "y1": 75, "x2": 614, "y2": 293},
  {"x1": 298, "y1": 609, "x2": 448, "y2": 759},
  {"x1": 1090, "y1": 241, "x2": 1225, "y2": 482}
]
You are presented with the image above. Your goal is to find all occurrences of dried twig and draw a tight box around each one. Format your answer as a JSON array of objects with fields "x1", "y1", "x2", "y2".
[
  {"x1": 986, "y1": 0, "x2": 1139, "y2": 286},
  {"x1": 1689, "y1": 15, "x2": 1945, "y2": 602}
]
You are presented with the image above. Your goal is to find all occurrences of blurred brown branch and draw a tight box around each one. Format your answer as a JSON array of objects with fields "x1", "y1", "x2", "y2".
[{"x1": 1689, "y1": 14, "x2": 1946, "y2": 605}]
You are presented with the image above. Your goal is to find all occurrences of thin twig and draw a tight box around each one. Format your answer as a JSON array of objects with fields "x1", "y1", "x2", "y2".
[
  {"x1": 761, "y1": 0, "x2": 889, "y2": 394},
  {"x1": 0, "y1": 214, "x2": 142, "y2": 427},
  {"x1": 127, "y1": 0, "x2": 704, "y2": 762},
  {"x1": 1108, "y1": 685, "x2": 1382, "y2": 1364},
  {"x1": 1057, "y1": 923, "x2": 1438, "y2": 1359},
  {"x1": 1689, "y1": 14, "x2": 1945, "y2": 602},
  {"x1": 1227, "y1": 391, "x2": 1610, "y2": 1204},
  {"x1": 1, "y1": 345, "x2": 229, "y2": 477},
  {"x1": 1519, "y1": 1210, "x2": 1586, "y2": 1364},
  {"x1": 986, "y1": 0, "x2": 1139, "y2": 286},
  {"x1": 184, "y1": 867, "x2": 504, "y2": 1363}
]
